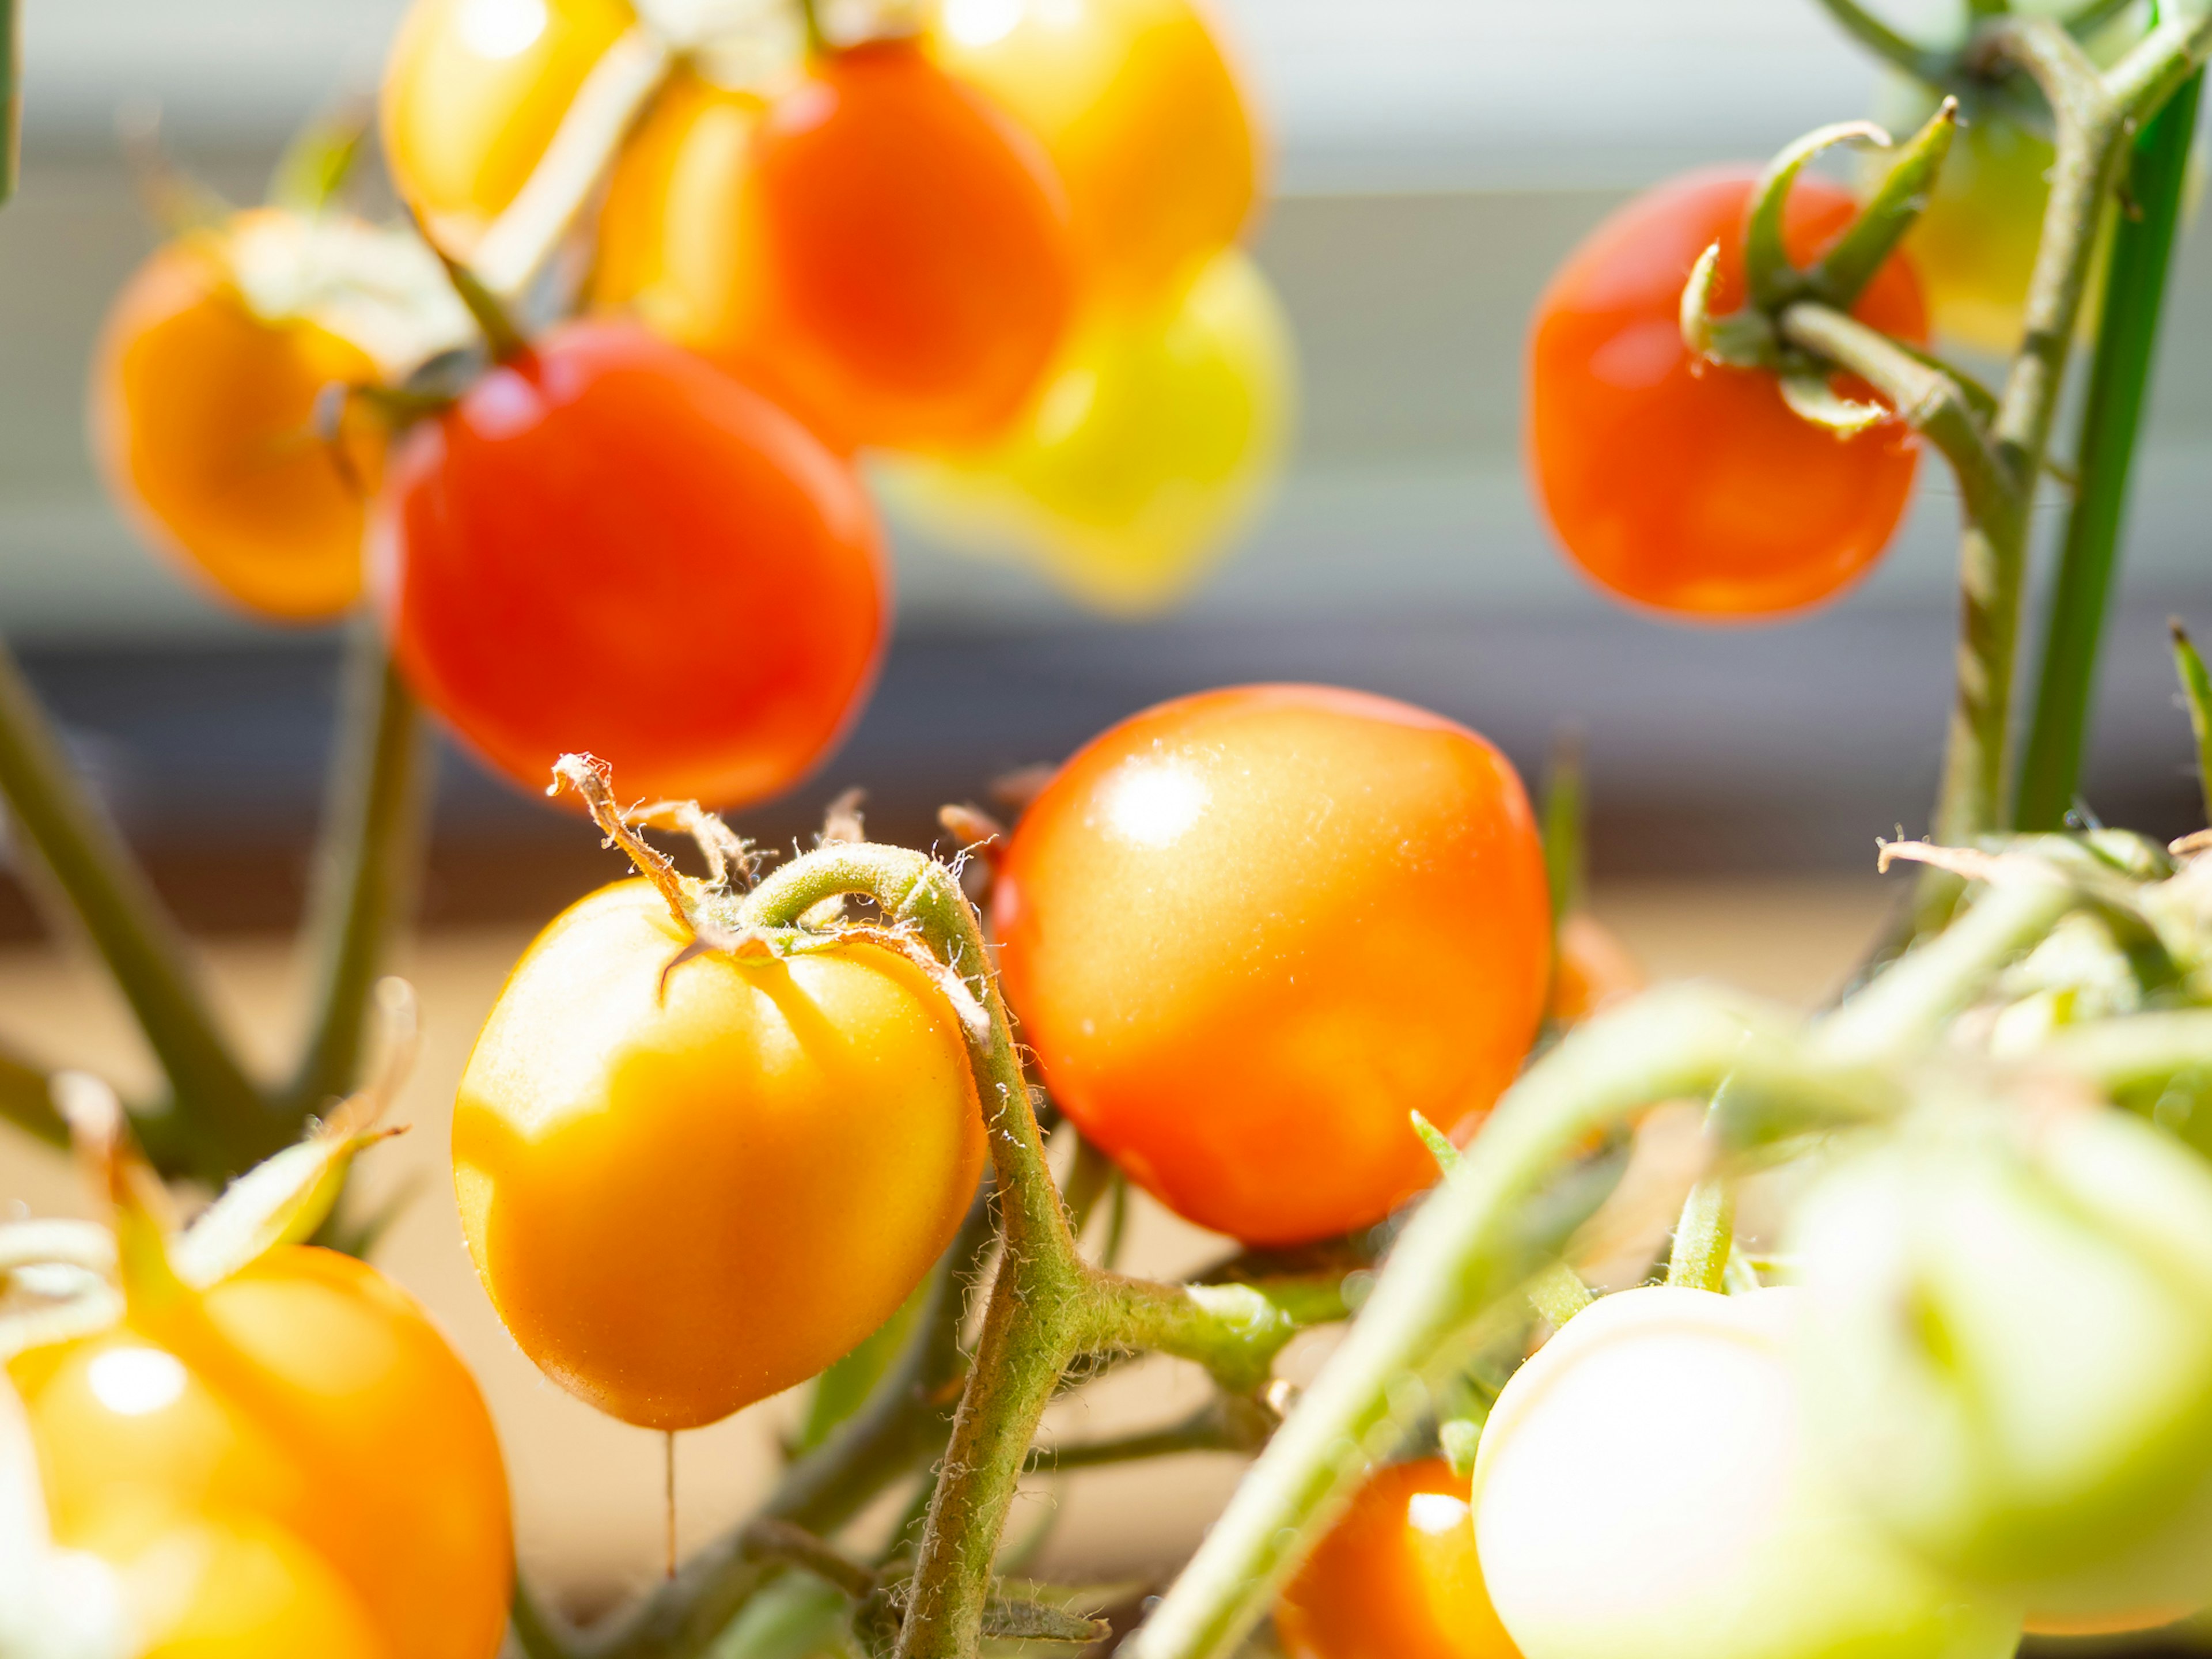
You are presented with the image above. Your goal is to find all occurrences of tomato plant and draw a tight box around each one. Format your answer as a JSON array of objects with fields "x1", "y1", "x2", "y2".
[
  {"x1": 90, "y1": 215, "x2": 385, "y2": 624},
  {"x1": 927, "y1": 0, "x2": 1258, "y2": 304},
  {"x1": 375, "y1": 319, "x2": 885, "y2": 807},
  {"x1": 11, "y1": 1245, "x2": 511, "y2": 1659},
  {"x1": 380, "y1": 0, "x2": 635, "y2": 252},
  {"x1": 881, "y1": 247, "x2": 1294, "y2": 611},
  {"x1": 1275, "y1": 1457, "x2": 1520, "y2": 1659},
  {"x1": 1528, "y1": 168, "x2": 1927, "y2": 617},
  {"x1": 1471, "y1": 1287, "x2": 2021, "y2": 1659},
  {"x1": 992, "y1": 684, "x2": 1550, "y2": 1245},
  {"x1": 451, "y1": 877, "x2": 987, "y2": 1429}
]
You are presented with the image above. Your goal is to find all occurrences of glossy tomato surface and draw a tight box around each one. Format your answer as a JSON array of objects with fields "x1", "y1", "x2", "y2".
[
  {"x1": 380, "y1": 0, "x2": 634, "y2": 249},
  {"x1": 929, "y1": 0, "x2": 1257, "y2": 302},
  {"x1": 9, "y1": 1246, "x2": 512, "y2": 1659},
  {"x1": 993, "y1": 685, "x2": 1550, "y2": 1245},
  {"x1": 1528, "y1": 169, "x2": 1927, "y2": 618},
  {"x1": 376, "y1": 320, "x2": 884, "y2": 807},
  {"x1": 1277, "y1": 1457, "x2": 1521, "y2": 1659},
  {"x1": 91, "y1": 229, "x2": 380, "y2": 623},
  {"x1": 882, "y1": 246, "x2": 1294, "y2": 612},
  {"x1": 453, "y1": 879, "x2": 987, "y2": 1429},
  {"x1": 732, "y1": 40, "x2": 1076, "y2": 449}
]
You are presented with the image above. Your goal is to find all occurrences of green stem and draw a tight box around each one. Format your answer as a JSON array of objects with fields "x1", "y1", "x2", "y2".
[
  {"x1": 2016, "y1": 69, "x2": 2205, "y2": 828},
  {"x1": 1664, "y1": 1178, "x2": 1736, "y2": 1293},
  {"x1": 0, "y1": 638, "x2": 269, "y2": 1176},
  {"x1": 1806, "y1": 0, "x2": 1953, "y2": 82},
  {"x1": 2174, "y1": 622, "x2": 2212, "y2": 825},
  {"x1": 1127, "y1": 987, "x2": 1853, "y2": 1659},
  {"x1": 1026, "y1": 1396, "x2": 1275, "y2": 1472},
  {"x1": 0, "y1": 1036, "x2": 62, "y2": 1151},
  {"x1": 282, "y1": 634, "x2": 429, "y2": 1117}
]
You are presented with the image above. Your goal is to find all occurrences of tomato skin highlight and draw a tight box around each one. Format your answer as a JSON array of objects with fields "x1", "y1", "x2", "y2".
[
  {"x1": 731, "y1": 40, "x2": 1078, "y2": 449},
  {"x1": 1528, "y1": 169, "x2": 1927, "y2": 618},
  {"x1": 453, "y1": 879, "x2": 989, "y2": 1431},
  {"x1": 927, "y1": 0, "x2": 1259, "y2": 304},
  {"x1": 992, "y1": 684, "x2": 1550, "y2": 1246},
  {"x1": 9, "y1": 1246, "x2": 513, "y2": 1659},
  {"x1": 380, "y1": 0, "x2": 635, "y2": 250},
  {"x1": 90, "y1": 228, "x2": 380, "y2": 624},
  {"x1": 375, "y1": 320, "x2": 885, "y2": 808},
  {"x1": 1275, "y1": 1457, "x2": 1521, "y2": 1659}
]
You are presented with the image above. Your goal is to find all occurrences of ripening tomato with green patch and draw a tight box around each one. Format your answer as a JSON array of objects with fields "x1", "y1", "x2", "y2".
[
  {"x1": 374, "y1": 319, "x2": 884, "y2": 808},
  {"x1": 991, "y1": 684, "x2": 1550, "y2": 1245},
  {"x1": 1275, "y1": 1457, "x2": 1521, "y2": 1659},
  {"x1": 9, "y1": 1247, "x2": 512, "y2": 1659},
  {"x1": 452, "y1": 878, "x2": 988, "y2": 1429},
  {"x1": 380, "y1": 0, "x2": 635, "y2": 253},
  {"x1": 927, "y1": 0, "x2": 1259, "y2": 304},
  {"x1": 1528, "y1": 168, "x2": 1928, "y2": 617}
]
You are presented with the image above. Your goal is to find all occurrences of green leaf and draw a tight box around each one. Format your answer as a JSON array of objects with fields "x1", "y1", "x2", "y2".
[{"x1": 2172, "y1": 619, "x2": 2212, "y2": 828}]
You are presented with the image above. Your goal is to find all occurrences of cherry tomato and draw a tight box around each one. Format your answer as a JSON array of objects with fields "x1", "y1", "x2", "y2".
[
  {"x1": 380, "y1": 0, "x2": 635, "y2": 251},
  {"x1": 374, "y1": 320, "x2": 885, "y2": 808},
  {"x1": 1528, "y1": 169, "x2": 1927, "y2": 617},
  {"x1": 90, "y1": 214, "x2": 385, "y2": 623},
  {"x1": 722, "y1": 40, "x2": 1077, "y2": 449},
  {"x1": 881, "y1": 247, "x2": 1293, "y2": 611},
  {"x1": 452, "y1": 878, "x2": 988, "y2": 1429},
  {"x1": 1793, "y1": 1107, "x2": 2212, "y2": 1633},
  {"x1": 9, "y1": 1245, "x2": 512, "y2": 1659},
  {"x1": 928, "y1": 0, "x2": 1258, "y2": 303},
  {"x1": 1275, "y1": 1457, "x2": 1521, "y2": 1659},
  {"x1": 1471, "y1": 1287, "x2": 2020, "y2": 1659},
  {"x1": 991, "y1": 685, "x2": 1550, "y2": 1245},
  {"x1": 1546, "y1": 914, "x2": 1642, "y2": 1027}
]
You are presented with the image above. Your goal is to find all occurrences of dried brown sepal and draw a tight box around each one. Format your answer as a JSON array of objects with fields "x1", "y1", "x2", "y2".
[{"x1": 551, "y1": 753, "x2": 694, "y2": 930}]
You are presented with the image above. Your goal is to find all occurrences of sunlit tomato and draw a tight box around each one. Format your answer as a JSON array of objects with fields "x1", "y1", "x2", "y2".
[
  {"x1": 452, "y1": 878, "x2": 987, "y2": 1429},
  {"x1": 380, "y1": 0, "x2": 635, "y2": 251},
  {"x1": 724, "y1": 40, "x2": 1077, "y2": 449},
  {"x1": 1792, "y1": 1108, "x2": 2212, "y2": 1633},
  {"x1": 1546, "y1": 914, "x2": 1642, "y2": 1027},
  {"x1": 1275, "y1": 1458, "x2": 1521, "y2": 1659},
  {"x1": 1528, "y1": 169, "x2": 1927, "y2": 617},
  {"x1": 1471, "y1": 1287, "x2": 2020, "y2": 1659},
  {"x1": 992, "y1": 685, "x2": 1550, "y2": 1245},
  {"x1": 374, "y1": 319, "x2": 885, "y2": 808},
  {"x1": 928, "y1": 0, "x2": 1257, "y2": 302},
  {"x1": 880, "y1": 248, "x2": 1292, "y2": 611},
  {"x1": 90, "y1": 216, "x2": 385, "y2": 623},
  {"x1": 8, "y1": 1245, "x2": 512, "y2": 1659}
]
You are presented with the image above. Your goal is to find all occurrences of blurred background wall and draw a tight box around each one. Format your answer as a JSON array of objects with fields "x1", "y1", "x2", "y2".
[{"x1": 0, "y1": 0, "x2": 2207, "y2": 931}]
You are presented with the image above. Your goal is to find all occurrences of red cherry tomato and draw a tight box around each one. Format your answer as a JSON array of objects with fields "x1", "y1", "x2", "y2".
[
  {"x1": 1275, "y1": 1458, "x2": 1522, "y2": 1659},
  {"x1": 1528, "y1": 169, "x2": 1928, "y2": 617},
  {"x1": 726, "y1": 40, "x2": 1077, "y2": 449},
  {"x1": 374, "y1": 321, "x2": 885, "y2": 808},
  {"x1": 992, "y1": 685, "x2": 1550, "y2": 1245}
]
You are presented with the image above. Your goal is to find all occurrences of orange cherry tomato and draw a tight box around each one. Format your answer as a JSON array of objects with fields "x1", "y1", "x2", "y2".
[
  {"x1": 1276, "y1": 1457, "x2": 1522, "y2": 1659},
  {"x1": 928, "y1": 0, "x2": 1259, "y2": 302},
  {"x1": 90, "y1": 219, "x2": 382, "y2": 623},
  {"x1": 380, "y1": 0, "x2": 636, "y2": 251},
  {"x1": 724, "y1": 40, "x2": 1077, "y2": 449},
  {"x1": 992, "y1": 685, "x2": 1550, "y2": 1245},
  {"x1": 374, "y1": 320, "x2": 885, "y2": 808},
  {"x1": 452, "y1": 878, "x2": 988, "y2": 1429},
  {"x1": 9, "y1": 1245, "x2": 512, "y2": 1659},
  {"x1": 1547, "y1": 914, "x2": 1643, "y2": 1027},
  {"x1": 1528, "y1": 169, "x2": 1928, "y2": 617}
]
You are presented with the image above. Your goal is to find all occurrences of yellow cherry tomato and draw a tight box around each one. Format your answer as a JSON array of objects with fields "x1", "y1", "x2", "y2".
[
  {"x1": 590, "y1": 67, "x2": 766, "y2": 358},
  {"x1": 928, "y1": 0, "x2": 1259, "y2": 302},
  {"x1": 8, "y1": 1246, "x2": 513, "y2": 1659},
  {"x1": 1276, "y1": 1457, "x2": 1521, "y2": 1659},
  {"x1": 380, "y1": 0, "x2": 636, "y2": 248},
  {"x1": 880, "y1": 247, "x2": 1294, "y2": 612},
  {"x1": 1471, "y1": 1287, "x2": 2021, "y2": 1659},
  {"x1": 90, "y1": 214, "x2": 387, "y2": 623},
  {"x1": 452, "y1": 879, "x2": 988, "y2": 1430}
]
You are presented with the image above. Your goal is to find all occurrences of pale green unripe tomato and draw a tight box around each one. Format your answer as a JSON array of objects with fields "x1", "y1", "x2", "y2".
[
  {"x1": 1469, "y1": 1286, "x2": 2020, "y2": 1659},
  {"x1": 1791, "y1": 1105, "x2": 2212, "y2": 1630}
]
